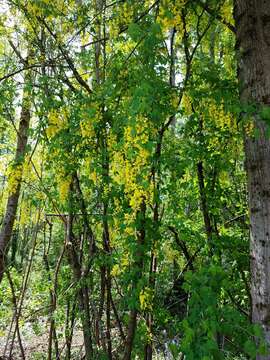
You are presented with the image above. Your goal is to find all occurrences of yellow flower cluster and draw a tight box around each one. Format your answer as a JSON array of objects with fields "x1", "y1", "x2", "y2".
[
  {"x1": 111, "y1": 116, "x2": 153, "y2": 212},
  {"x1": 220, "y1": 2, "x2": 234, "y2": 27},
  {"x1": 23, "y1": 155, "x2": 35, "y2": 183},
  {"x1": 7, "y1": 164, "x2": 23, "y2": 195},
  {"x1": 111, "y1": 254, "x2": 129, "y2": 277},
  {"x1": 80, "y1": 120, "x2": 95, "y2": 139},
  {"x1": 46, "y1": 108, "x2": 68, "y2": 139},
  {"x1": 27, "y1": 0, "x2": 75, "y2": 18},
  {"x1": 171, "y1": 92, "x2": 179, "y2": 111},
  {"x1": 81, "y1": 156, "x2": 101, "y2": 186},
  {"x1": 129, "y1": 188, "x2": 145, "y2": 210},
  {"x1": 115, "y1": 39, "x2": 137, "y2": 55},
  {"x1": 244, "y1": 118, "x2": 254, "y2": 136},
  {"x1": 164, "y1": 242, "x2": 180, "y2": 262},
  {"x1": 80, "y1": 104, "x2": 101, "y2": 140},
  {"x1": 57, "y1": 172, "x2": 72, "y2": 203},
  {"x1": 19, "y1": 200, "x2": 31, "y2": 226},
  {"x1": 207, "y1": 101, "x2": 237, "y2": 131},
  {"x1": 139, "y1": 287, "x2": 153, "y2": 311},
  {"x1": 111, "y1": 264, "x2": 121, "y2": 277},
  {"x1": 109, "y1": 2, "x2": 134, "y2": 38},
  {"x1": 26, "y1": 2, "x2": 43, "y2": 17},
  {"x1": 89, "y1": 170, "x2": 98, "y2": 183},
  {"x1": 157, "y1": 0, "x2": 186, "y2": 34},
  {"x1": 182, "y1": 93, "x2": 192, "y2": 115}
]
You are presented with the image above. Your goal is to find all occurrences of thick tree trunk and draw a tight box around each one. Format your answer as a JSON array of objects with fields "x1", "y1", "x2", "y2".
[
  {"x1": 0, "y1": 81, "x2": 31, "y2": 282},
  {"x1": 234, "y1": 1, "x2": 270, "y2": 357}
]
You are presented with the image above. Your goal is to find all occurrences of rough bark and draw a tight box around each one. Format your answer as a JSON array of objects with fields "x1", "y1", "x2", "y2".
[
  {"x1": 0, "y1": 78, "x2": 31, "y2": 282},
  {"x1": 234, "y1": 1, "x2": 270, "y2": 357}
]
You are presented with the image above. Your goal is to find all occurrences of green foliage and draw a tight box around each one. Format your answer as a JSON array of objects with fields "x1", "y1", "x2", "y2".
[
  {"x1": 180, "y1": 264, "x2": 252, "y2": 359},
  {"x1": 0, "y1": 0, "x2": 260, "y2": 359}
]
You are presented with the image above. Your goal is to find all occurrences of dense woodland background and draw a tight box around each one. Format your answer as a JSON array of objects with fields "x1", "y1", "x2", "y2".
[{"x1": 0, "y1": 0, "x2": 267, "y2": 359}]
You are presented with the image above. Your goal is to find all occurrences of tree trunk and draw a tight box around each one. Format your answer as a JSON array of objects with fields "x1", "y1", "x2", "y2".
[
  {"x1": 66, "y1": 213, "x2": 94, "y2": 359},
  {"x1": 0, "y1": 76, "x2": 31, "y2": 282},
  {"x1": 123, "y1": 201, "x2": 146, "y2": 360},
  {"x1": 234, "y1": 1, "x2": 270, "y2": 357}
]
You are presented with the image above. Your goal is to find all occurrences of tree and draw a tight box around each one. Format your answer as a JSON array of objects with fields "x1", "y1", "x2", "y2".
[
  {"x1": 0, "y1": 59, "x2": 32, "y2": 282},
  {"x1": 234, "y1": 1, "x2": 270, "y2": 357},
  {"x1": 0, "y1": 1, "x2": 261, "y2": 359}
]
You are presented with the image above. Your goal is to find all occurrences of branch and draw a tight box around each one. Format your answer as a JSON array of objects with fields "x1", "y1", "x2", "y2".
[
  {"x1": 0, "y1": 64, "x2": 39, "y2": 82},
  {"x1": 8, "y1": 39, "x2": 27, "y2": 65},
  {"x1": 163, "y1": 9, "x2": 213, "y2": 131},
  {"x1": 224, "y1": 214, "x2": 246, "y2": 226},
  {"x1": 0, "y1": 58, "x2": 63, "y2": 83},
  {"x1": 40, "y1": 19, "x2": 92, "y2": 94},
  {"x1": 82, "y1": 0, "x2": 160, "y2": 48},
  {"x1": 195, "y1": 0, "x2": 236, "y2": 33},
  {"x1": 168, "y1": 226, "x2": 195, "y2": 271},
  {"x1": 227, "y1": 289, "x2": 249, "y2": 317}
]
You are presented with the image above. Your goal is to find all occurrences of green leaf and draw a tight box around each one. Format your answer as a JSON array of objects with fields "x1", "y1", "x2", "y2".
[
  {"x1": 260, "y1": 106, "x2": 270, "y2": 122},
  {"x1": 128, "y1": 23, "x2": 142, "y2": 41},
  {"x1": 244, "y1": 340, "x2": 257, "y2": 358}
]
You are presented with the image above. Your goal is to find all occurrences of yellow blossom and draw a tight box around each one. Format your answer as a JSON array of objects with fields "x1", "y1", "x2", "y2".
[
  {"x1": 139, "y1": 287, "x2": 153, "y2": 311},
  {"x1": 57, "y1": 174, "x2": 71, "y2": 203},
  {"x1": 7, "y1": 164, "x2": 23, "y2": 195},
  {"x1": 46, "y1": 108, "x2": 68, "y2": 139}
]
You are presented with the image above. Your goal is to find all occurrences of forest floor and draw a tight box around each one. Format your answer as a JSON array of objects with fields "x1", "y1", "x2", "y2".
[
  {"x1": 0, "y1": 326, "x2": 84, "y2": 359},
  {"x1": 0, "y1": 319, "x2": 173, "y2": 359}
]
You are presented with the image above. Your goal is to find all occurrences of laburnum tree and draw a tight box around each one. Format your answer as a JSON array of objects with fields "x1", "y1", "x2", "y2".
[{"x1": 0, "y1": 0, "x2": 269, "y2": 359}]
